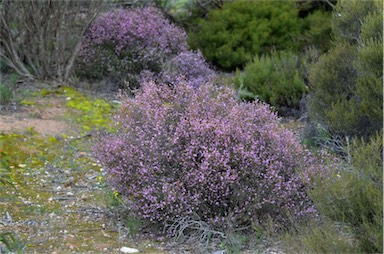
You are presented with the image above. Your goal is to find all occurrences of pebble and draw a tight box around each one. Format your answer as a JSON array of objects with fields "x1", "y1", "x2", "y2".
[
  {"x1": 212, "y1": 251, "x2": 226, "y2": 254},
  {"x1": 64, "y1": 177, "x2": 75, "y2": 187},
  {"x1": 120, "y1": 246, "x2": 139, "y2": 253}
]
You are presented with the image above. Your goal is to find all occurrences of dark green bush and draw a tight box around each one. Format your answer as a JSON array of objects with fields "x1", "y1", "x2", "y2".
[
  {"x1": 332, "y1": 0, "x2": 380, "y2": 44},
  {"x1": 235, "y1": 51, "x2": 306, "y2": 116},
  {"x1": 301, "y1": 9, "x2": 332, "y2": 52},
  {"x1": 308, "y1": 0, "x2": 383, "y2": 139},
  {"x1": 0, "y1": 83, "x2": 12, "y2": 105},
  {"x1": 188, "y1": 0, "x2": 303, "y2": 71},
  {"x1": 309, "y1": 43, "x2": 360, "y2": 137},
  {"x1": 308, "y1": 132, "x2": 383, "y2": 253}
]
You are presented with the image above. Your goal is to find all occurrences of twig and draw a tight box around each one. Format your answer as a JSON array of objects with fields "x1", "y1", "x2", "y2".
[
  {"x1": 77, "y1": 227, "x2": 103, "y2": 232},
  {"x1": 165, "y1": 216, "x2": 226, "y2": 247}
]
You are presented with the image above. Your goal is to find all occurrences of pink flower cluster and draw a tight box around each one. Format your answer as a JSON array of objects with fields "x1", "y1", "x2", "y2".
[
  {"x1": 140, "y1": 50, "x2": 216, "y2": 88},
  {"x1": 78, "y1": 7, "x2": 188, "y2": 83},
  {"x1": 95, "y1": 81, "x2": 325, "y2": 228}
]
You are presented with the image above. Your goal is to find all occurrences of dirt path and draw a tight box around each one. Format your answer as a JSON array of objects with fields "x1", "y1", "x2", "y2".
[
  {"x1": 0, "y1": 89, "x2": 169, "y2": 253},
  {"x1": 0, "y1": 98, "x2": 69, "y2": 136}
]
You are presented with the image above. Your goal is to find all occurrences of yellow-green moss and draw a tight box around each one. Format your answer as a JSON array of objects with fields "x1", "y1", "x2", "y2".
[{"x1": 61, "y1": 86, "x2": 116, "y2": 133}]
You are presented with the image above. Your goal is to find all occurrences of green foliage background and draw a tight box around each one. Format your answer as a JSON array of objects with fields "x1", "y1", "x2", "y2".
[
  {"x1": 308, "y1": 0, "x2": 383, "y2": 139},
  {"x1": 235, "y1": 51, "x2": 306, "y2": 115},
  {"x1": 188, "y1": 0, "x2": 303, "y2": 71}
]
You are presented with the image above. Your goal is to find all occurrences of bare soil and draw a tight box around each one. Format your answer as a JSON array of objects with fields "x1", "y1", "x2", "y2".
[{"x1": 0, "y1": 98, "x2": 69, "y2": 136}]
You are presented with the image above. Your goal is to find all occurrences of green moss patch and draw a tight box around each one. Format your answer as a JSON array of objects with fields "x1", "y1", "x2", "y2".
[{"x1": 61, "y1": 86, "x2": 116, "y2": 133}]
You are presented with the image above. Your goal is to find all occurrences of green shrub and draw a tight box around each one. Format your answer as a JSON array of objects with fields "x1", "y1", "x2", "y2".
[
  {"x1": 309, "y1": 43, "x2": 360, "y2": 136},
  {"x1": 308, "y1": 132, "x2": 383, "y2": 253},
  {"x1": 235, "y1": 51, "x2": 306, "y2": 116},
  {"x1": 0, "y1": 83, "x2": 12, "y2": 105},
  {"x1": 332, "y1": 0, "x2": 380, "y2": 44},
  {"x1": 308, "y1": 0, "x2": 383, "y2": 139},
  {"x1": 301, "y1": 9, "x2": 332, "y2": 52},
  {"x1": 280, "y1": 219, "x2": 359, "y2": 253},
  {"x1": 188, "y1": 0, "x2": 303, "y2": 71}
]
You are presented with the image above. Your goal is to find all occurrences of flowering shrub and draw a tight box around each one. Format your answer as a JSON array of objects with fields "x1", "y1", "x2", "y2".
[
  {"x1": 77, "y1": 7, "x2": 188, "y2": 87},
  {"x1": 95, "y1": 81, "x2": 324, "y2": 229},
  {"x1": 140, "y1": 50, "x2": 216, "y2": 88}
]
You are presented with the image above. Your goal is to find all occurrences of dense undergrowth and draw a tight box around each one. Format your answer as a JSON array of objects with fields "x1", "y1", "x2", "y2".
[{"x1": 1, "y1": 0, "x2": 382, "y2": 253}]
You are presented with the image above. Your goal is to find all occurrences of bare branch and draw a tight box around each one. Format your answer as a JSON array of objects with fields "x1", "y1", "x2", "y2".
[{"x1": 0, "y1": 0, "x2": 105, "y2": 82}]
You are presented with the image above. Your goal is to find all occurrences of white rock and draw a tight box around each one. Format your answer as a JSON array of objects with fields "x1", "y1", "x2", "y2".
[
  {"x1": 212, "y1": 251, "x2": 226, "y2": 254},
  {"x1": 120, "y1": 246, "x2": 139, "y2": 253}
]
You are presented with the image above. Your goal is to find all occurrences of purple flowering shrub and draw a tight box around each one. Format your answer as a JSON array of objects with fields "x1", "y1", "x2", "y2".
[
  {"x1": 140, "y1": 50, "x2": 216, "y2": 89},
  {"x1": 95, "y1": 81, "x2": 324, "y2": 229},
  {"x1": 77, "y1": 7, "x2": 188, "y2": 86}
]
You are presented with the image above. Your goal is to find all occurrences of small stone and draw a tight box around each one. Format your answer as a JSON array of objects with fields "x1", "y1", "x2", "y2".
[
  {"x1": 212, "y1": 251, "x2": 226, "y2": 254},
  {"x1": 64, "y1": 177, "x2": 75, "y2": 187},
  {"x1": 120, "y1": 246, "x2": 139, "y2": 253}
]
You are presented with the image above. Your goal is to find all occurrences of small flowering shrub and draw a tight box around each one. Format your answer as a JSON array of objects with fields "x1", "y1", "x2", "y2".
[
  {"x1": 77, "y1": 7, "x2": 188, "y2": 87},
  {"x1": 96, "y1": 81, "x2": 324, "y2": 230},
  {"x1": 140, "y1": 50, "x2": 216, "y2": 88}
]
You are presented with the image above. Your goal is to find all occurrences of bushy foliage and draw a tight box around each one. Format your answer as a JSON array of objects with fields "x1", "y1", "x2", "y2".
[
  {"x1": 0, "y1": 83, "x2": 12, "y2": 105},
  {"x1": 235, "y1": 51, "x2": 307, "y2": 116},
  {"x1": 308, "y1": 132, "x2": 383, "y2": 253},
  {"x1": 77, "y1": 7, "x2": 188, "y2": 87},
  {"x1": 140, "y1": 50, "x2": 216, "y2": 88},
  {"x1": 95, "y1": 81, "x2": 330, "y2": 230},
  {"x1": 308, "y1": 0, "x2": 383, "y2": 139},
  {"x1": 280, "y1": 219, "x2": 359, "y2": 253},
  {"x1": 188, "y1": 1, "x2": 303, "y2": 71},
  {"x1": 331, "y1": 0, "x2": 380, "y2": 44},
  {"x1": 301, "y1": 9, "x2": 332, "y2": 52},
  {"x1": 157, "y1": 0, "x2": 224, "y2": 30}
]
